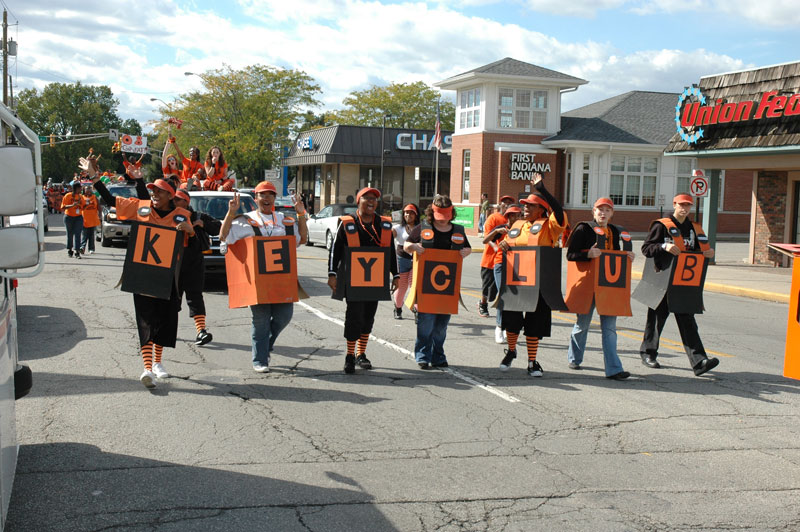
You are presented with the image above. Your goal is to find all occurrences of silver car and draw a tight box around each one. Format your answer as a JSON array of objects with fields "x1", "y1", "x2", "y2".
[{"x1": 305, "y1": 203, "x2": 357, "y2": 250}]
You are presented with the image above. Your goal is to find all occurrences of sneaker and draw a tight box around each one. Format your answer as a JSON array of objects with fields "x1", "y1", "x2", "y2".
[
  {"x1": 88, "y1": 250, "x2": 94, "y2": 255},
  {"x1": 356, "y1": 354, "x2": 372, "y2": 369},
  {"x1": 503, "y1": 330, "x2": 507, "y2": 342},
  {"x1": 606, "y1": 371, "x2": 630, "y2": 380},
  {"x1": 393, "y1": 307, "x2": 402, "y2": 320},
  {"x1": 139, "y1": 370, "x2": 156, "y2": 389},
  {"x1": 152, "y1": 363, "x2": 169, "y2": 378},
  {"x1": 344, "y1": 355, "x2": 356, "y2": 374},
  {"x1": 75, "y1": 252, "x2": 81, "y2": 259},
  {"x1": 568, "y1": 362, "x2": 581, "y2": 370},
  {"x1": 418, "y1": 362, "x2": 431, "y2": 370},
  {"x1": 195, "y1": 329, "x2": 213, "y2": 346},
  {"x1": 495, "y1": 326, "x2": 506, "y2": 344},
  {"x1": 478, "y1": 302, "x2": 490, "y2": 318},
  {"x1": 80, "y1": 248, "x2": 86, "y2": 254},
  {"x1": 432, "y1": 361, "x2": 449, "y2": 368},
  {"x1": 253, "y1": 363, "x2": 270, "y2": 373},
  {"x1": 693, "y1": 357, "x2": 719, "y2": 376},
  {"x1": 67, "y1": 249, "x2": 73, "y2": 257},
  {"x1": 528, "y1": 360, "x2": 543, "y2": 377},
  {"x1": 499, "y1": 349, "x2": 516, "y2": 371}
]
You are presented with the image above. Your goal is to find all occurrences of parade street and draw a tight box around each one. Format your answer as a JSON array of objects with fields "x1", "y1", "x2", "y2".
[{"x1": 7, "y1": 217, "x2": 800, "y2": 532}]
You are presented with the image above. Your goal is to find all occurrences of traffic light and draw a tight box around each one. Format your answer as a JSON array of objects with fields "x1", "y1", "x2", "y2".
[
  {"x1": 111, "y1": 142, "x2": 120, "y2": 153},
  {"x1": 49, "y1": 134, "x2": 55, "y2": 147}
]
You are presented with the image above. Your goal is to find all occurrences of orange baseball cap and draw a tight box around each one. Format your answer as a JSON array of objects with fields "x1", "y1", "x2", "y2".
[
  {"x1": 255, "y1": 181, "x2": 277, "y2": 194},
  {"x1": 402, "y1": 204, "x2": 418, "y2": 213},
  {"x1": 505, "y1": 206, "x2": 522, "y2": 215},
  {"x1": 146, "y1": 179, "x2": 176, "y2": 198},
  {"x1": 593, "y1": 197, "x2": 614, "y2": 209},
  {"x1": 499, "y1": 195, "x2": 515, "y2": 203},
  {"x1": 519, "y1": 194, "x2": 550, "y2": 211},
  {"x1": 356, "y1": 187, "x2": 381, "y2": 202},
  {"x1": 175, "y1": 189, "x2": 191, "y2": 202},
  {"x1": 673, "y1": 193, "x2": 693, "y2": 204}
]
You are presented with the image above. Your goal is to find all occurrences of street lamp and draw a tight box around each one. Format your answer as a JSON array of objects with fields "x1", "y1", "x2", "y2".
[
  {"x1": 380, "y1": 114, "x2": 392, "y2": 205},
  {"x1": 149, "y1": 97, "x2": 168, "y2": 107}
]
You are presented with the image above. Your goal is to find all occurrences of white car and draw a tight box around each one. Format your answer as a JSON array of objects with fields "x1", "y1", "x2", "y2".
[
  {"x1": 188, "y1": 190, "x2": 257, "y2": 275},
  {"x1": 9, "y1": 195, "x2": 48, "y2": 233},
  {"x1": 306, "y1": 203, "x2": 357, "y2": 250}
]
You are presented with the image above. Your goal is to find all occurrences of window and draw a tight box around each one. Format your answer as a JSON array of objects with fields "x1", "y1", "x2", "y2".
[
  {"x1": 581, "y1": 154, "x2": 590, "y2": 205},
  {"x1": 609, "y1": 155, "x2": 658, "y2": 207},
  {"x1": 498, "y1": 88, "x2": 547, "y2": 130},
  {"x1": 459, "y1": 88, "x2": 481, "y2": 129},
  {"x1": 565, "y1": 153, "x2": 572, "y2": 204},
  {"x1": 462, "y1": 149, "x2": 471, "y2": 202}
]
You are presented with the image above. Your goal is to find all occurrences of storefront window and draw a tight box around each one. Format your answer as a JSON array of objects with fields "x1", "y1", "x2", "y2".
[
  {"x1": 565, "y1": 153, "x2": 572, "y2": 204},
  {"x1": 462, "y1": 149, "x2": 471, "y2": 202},
  {"x1": 581, "y1": 154, "x2": 590, "y2": 205},
  {"x1": 459, "y1": 88, "x2": 481, "y2": 130},
  {"x1": 498, "y1": 88, "x2": 547, "y2": 130},
  {"x1": 609, "y1": 155, "x2": 658, "y2": 207}
]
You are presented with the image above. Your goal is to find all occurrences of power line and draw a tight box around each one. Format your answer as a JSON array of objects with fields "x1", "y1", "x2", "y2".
[{"x1": 0, "y1": 1, "x2": 18, "y2": 24}]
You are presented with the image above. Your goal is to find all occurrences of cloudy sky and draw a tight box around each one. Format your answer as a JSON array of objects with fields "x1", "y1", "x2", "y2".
[{"x1": 10, "y1": 0, "x2": 799, "y2": 129}]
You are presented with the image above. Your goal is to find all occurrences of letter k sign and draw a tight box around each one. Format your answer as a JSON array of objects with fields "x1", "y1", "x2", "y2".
[{"x1": 133, "y1": 225, "x2": 176, "y2": 268}]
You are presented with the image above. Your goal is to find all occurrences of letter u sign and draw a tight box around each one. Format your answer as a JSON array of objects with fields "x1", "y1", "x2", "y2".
[{"x1": 598, "y1": 252, "x2": 627, "y2": 288}]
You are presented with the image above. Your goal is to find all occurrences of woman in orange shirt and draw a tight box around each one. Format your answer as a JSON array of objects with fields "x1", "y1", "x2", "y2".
[
  {"x1": 80, "y1": 185, "x2": 101, "y2": 254},
  {"x1": 203, "y1": 146, "x2": 234, "y2": 191},
  {"x1": 172, "y1": 141, "x2": 203, "y2": 183},
  {"x1": 61, "y1": 181, "x2": 85, "y2": 259}
]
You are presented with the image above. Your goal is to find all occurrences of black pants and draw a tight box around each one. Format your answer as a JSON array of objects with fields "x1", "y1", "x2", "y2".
[
  {"x1": 502, "y1": 294, "x2": 551, "y2": 338},
  {"x1": 134, "y1": 291, "x2": 180, "y2": 348},
  {"x1": 480, "y1": 267, "x2": 497, "y2": 301},
  {"x1": 344, "y1": 300, "x2": 379, "y2": 341},
  {"x1": 179, "y1": 253, "x2": 206, "y2": 317},
  {"x1": 639, "y1": 296, "x2": 707, "y2": 368}
]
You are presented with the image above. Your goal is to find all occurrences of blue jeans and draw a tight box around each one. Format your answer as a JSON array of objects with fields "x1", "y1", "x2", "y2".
[
  {"x1": 81, "y1": 225, "x2": 96, "y2": 252},
  {"x1": 567, "y1": 302, "x2": 624, "y2": 376},
  {"x1": 250, "y1": 302, "x2": 293, "y2": 366},
  {"x1": 64, "y1": 215, "x2": 83, "y2": 252},
  {"x1": 493, "y1": 263, "x2": 503, "y2": 327},
  {"x1": 479, "y1": 212, "x2": 487, "y2": 233},
  {"x1": 414, "y1": 312, "x2": 450, "y2": 365}
]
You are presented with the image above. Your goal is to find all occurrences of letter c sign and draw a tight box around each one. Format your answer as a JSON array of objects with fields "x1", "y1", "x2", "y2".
[{"x1": 422, "y1": 261, "x2": 456, "y2": 295}]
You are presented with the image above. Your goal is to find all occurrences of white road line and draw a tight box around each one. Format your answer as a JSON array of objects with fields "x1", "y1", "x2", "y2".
[{"x1": 297, "y1": 301, "x2": 520, "y2": 404}]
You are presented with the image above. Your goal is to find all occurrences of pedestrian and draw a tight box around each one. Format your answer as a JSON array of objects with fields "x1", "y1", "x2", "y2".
[
  {"x1": 404, "y1": 195, "x2": 471, "y2": 369},
  {"x1": 220, "y1": 183, "x2": 308, "y2": 372},
  {"x1": 478, "y1": 194, "x2": 517, "y2": 341},
  {"x1": 307, "y1": 193, "x2": 315, "y2": 215},
  {"x1": 203, "y1": 146, "x2": 234, "y2": 191},
  {"x1": 89, "y1": 161, "x2": 194, "y2": 389},
  {"x1": 80, "y1": 185, "x2": 100, "y2": 255},
  {"x1": 173, "y1": 188, "x2": 221, "y2": 346},
  {"x1": 565, "y1": 197, "x2": 632, "y2": 380},
  {"x1": 328, "y1": 187, "x2": 399, "y2": 374},
  {"x1": 639, "y1": 193, "x2": 720, "y2": 376},
  {"x1": 497, "y1": 173, "x2": 567, "y2": 376},
  {"x1": 478, "y1": 193, "x2": 489, "y2": 234},
  {"x1": 61, "y1": 181, "x2": 85, "y2": 259},
  {"x1": 391, "y1": 203, "x2": 420, "y2": 320}
]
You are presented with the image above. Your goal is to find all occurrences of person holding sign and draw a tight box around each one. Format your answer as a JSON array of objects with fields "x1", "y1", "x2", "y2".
[
  {"x1": 404, "y1": 195, "x2": 471, "y2": 369},
  {"x1": 220, "y1": 182, "x2": 308, "y2": 373},
  {"x1": 89, "y1": 163, "x2": 194, "y2": 389},
  {"x1": 480, "y1": 195, "x2": 518, "y2": 340},
  {"x1": 497, "y1": 173, "x2": 567, "y2": 377},
  {"x1": 328, "y1": 187, "x2": 399, "y2": 374},
  {"x1": 637, "y1": 194, "x2": 719, "y2": 376},
  {"x1": 565, "y1": 198, "x2": 632, "y2": 380}
]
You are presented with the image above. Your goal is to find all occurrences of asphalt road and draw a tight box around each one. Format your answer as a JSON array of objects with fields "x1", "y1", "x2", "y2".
[{"x1": 6, "y1": 216, "x2": 800, "y2": 531}]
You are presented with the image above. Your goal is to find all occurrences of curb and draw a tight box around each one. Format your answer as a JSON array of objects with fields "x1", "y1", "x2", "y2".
[{"x1": 630, "y1": 270, "x2": 789, "y2": 304}]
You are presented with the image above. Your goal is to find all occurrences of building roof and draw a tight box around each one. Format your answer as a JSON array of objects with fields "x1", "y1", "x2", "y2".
[
  {"x1": 285, "y1": 124, "x2": 452, "y2": 168},
  {"x1": 436, "y1": 57, "x2": 587, "y2": 89},
  {"x1": 665, "y1": 61, "x2": 800, "y2": 154},
  {"x1": 544, "y1": 91, "x2": 679, "y2": 146}
]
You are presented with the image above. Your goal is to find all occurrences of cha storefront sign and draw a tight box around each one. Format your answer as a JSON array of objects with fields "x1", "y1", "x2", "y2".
[
  {"x1": 395, "y1": 133, "x2": 452, "y2": 151},
  {"x1": 676, "y1": 87, "x2": 800, "y2": 144},
  {"x1": 509, "y1": 153, "x2": 552, "y2": 180}
]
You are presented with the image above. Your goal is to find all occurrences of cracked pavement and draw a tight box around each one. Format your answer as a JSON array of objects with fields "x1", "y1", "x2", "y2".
[{"x1": 6, "y1": 221, "x2": 800, "y2": 531}]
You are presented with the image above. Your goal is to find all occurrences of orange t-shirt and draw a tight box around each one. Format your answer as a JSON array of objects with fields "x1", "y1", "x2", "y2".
[
  {"x1": 61, "y1": 192, "x2": 85, "y2": 217},
  {"x1": 82, "y1": 195, "x2": 101, "y2": 227},
  {"x1": 205, "y1": 162, "x2": 228, "y2": 181},
  {"x1": 181, "y1": 158, "x2": 204, "y2": 182},
  {"x1": 481, "y1": 212, "x2": 507, "y2": 268}
]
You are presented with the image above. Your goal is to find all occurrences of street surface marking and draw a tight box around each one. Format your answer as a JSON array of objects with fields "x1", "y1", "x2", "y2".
[{"x1": 297, "y1": 301, "x2": 520, "y2": 403}]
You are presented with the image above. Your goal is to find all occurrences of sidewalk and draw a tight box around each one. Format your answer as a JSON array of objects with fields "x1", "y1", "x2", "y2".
[{"x1": 467, "y1": 236, "x2": 793, "y2": 304}]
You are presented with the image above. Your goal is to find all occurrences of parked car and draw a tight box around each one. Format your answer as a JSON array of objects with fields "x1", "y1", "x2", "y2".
[
  {"x1": 305, "y1": 203, "x2": 357, "y2": 250},
  {"x1": 98, "y1": 184, "x2": 137, "y2": 247},
  {"x1": 9, "y1": 194, "x2": 49, "y2": 233},
  {"x1": 189, "y1": 190, "x2": 258, "y2": 275}
]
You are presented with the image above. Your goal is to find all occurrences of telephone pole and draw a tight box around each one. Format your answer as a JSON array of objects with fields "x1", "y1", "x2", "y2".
[{"x1": 3, "y1": 9, "x2": 7, "y2": 106}]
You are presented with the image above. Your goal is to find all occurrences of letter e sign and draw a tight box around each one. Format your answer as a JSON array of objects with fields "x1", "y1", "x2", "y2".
[{"x1": 256, "y1": 239, "x2": 290, "y2": 274}]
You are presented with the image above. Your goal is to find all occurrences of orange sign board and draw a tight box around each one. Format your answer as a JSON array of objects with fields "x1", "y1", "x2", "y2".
[
  {"x1": 132, "y1": 225, "x2": 179, "y2": 268},
  {"x1": 406, "y1": 248, "x2": 463, "y2": 315},
  {"x1": 226, "y1": 235, "x2": 298, "y2": 308},
  {"x1": 784, "y1": 257, "x2": 800, "y2": 380}
]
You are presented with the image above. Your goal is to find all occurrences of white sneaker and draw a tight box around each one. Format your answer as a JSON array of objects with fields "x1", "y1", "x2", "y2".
[
  {"x1": 140, "y1": 370, "x2": 156, "y2": 389},
  {"x1": 495, "y1": 326, "x2": 506, "y2": 344},
  {"x1": 253, "y1": 363, "x2": 270, "y2": 373},
  {"x1": 152, "y1": 363, "x2": 169, "y2": 378},
  {"x1": 503, "y1": 330, "x2": 507, "y2": 342}
]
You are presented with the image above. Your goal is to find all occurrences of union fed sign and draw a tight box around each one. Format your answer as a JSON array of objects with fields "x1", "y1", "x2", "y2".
[{"x1": 676, "y1": 86, "x2": 800, "y2": 144}]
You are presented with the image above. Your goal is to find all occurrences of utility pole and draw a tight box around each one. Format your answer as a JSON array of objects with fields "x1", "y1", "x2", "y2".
[{"x1": 3, "y1": 9, "x2": 7, "y2": 106}]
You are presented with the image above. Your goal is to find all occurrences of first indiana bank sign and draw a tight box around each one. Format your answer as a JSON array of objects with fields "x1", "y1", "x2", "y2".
[{"x1": 676, "y1": 86, "x2": 800, "y2": 144}]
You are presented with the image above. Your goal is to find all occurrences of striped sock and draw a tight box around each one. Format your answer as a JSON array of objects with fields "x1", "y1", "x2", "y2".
[
  {"x1": 193, "y1": 315, "x2": 206, "y2": 333},
  {"x1": 357, "y1": 333, "x2": 369, "y2": 355},
  {"x1": 154, "y1": 344, "x2": 163, "y2": 364},
  {"x1": 507, "y1": 332, "x2": 519, "y2": 352},
  {"x1": 141, "y1": 341, "x2": 154, "y2": 371},
  {"x1": 526, "y1": 337, "x2": 539, "y2": 362},
  {"x1": 346, "y1": 340, "x2": 356, "y2": 356}
]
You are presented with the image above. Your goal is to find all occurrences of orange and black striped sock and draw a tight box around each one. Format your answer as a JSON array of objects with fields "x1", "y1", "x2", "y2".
[
  {"x1": 154, "y1": 344, "x2": 163, "y2": 364},
  {"x1": 526, "y1": 337, "x2": 539, "y2": 362},
  {"x1": 141, "y1": 341, "x2": 154, "y2": 371},
  {"x1": 193, "y1": 315, "x2": 206, "y2": 333},
  {"x1": 346, "y1": 340, "x2": 356, "y2": 356},
  {"x1": 507, "y1": 332, "x2": 519, "y2": 352},
  {"x1": 357, "y1": 333, "x2": 369, "y2": 355}
]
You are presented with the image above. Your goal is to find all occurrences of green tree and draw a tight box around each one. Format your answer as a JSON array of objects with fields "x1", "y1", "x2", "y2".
[
  {"x1": 16, "y1": 82, "x2": 137, "y2": 181},
  {"x1": 152, "y1": 64, "x2": 321, "y2": 186},
  {"x1": 329, "y1": 81, "x2": 455, "y2": 130}
]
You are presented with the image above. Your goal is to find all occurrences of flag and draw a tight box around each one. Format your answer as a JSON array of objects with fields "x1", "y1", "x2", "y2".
[{"x1": 433, "y1": 100, "x2": 442, "y2": 151}]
